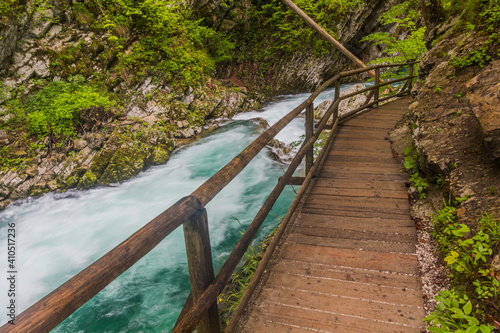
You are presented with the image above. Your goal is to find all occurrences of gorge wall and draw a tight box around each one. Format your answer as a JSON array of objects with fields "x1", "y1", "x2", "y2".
[{"x1": 0, "y1": 0, "x2": 397, "y2": 209}]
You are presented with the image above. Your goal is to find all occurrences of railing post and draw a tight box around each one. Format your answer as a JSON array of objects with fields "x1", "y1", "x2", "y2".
[
  {"x1": 408, "y1": 63, "x2": 414, "y2": 93},
  {"x1": 183, "y1": 209, "x2": 220, "y2": 333},
  {"x1": 374, "y1": 67, "x2": 380, "y2": 107},
  {"x1": 334, "y1": 79, "x2": 340, "y2": 119},
  {"x1": 305, "y1": 103, "x2": 314, "y2": 175}
]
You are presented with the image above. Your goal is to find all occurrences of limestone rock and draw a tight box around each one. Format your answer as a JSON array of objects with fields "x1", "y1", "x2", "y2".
[
  {"x1": 28, "y1": 9, "x2": 54, "y2": 38},
  {"x1": 491, "y1": 254, "x2": 500, "y2": 272},
  {"x1": 74, "y1": 140, "x2": 88, "y2": 151},
  {"x1": 0, "y1": 16, "x2": 21, "y2": 65},
  {"x1": 314, "y1": 84, "x2": 368, "y2": 120},
  {"x1": 33, "y1": 58, "x2": 50, "y2": 78},
  {"x1": 267, "y1": 139, "x2": 293, "y2": 163},
  {"x1": 466, "y1": 60, "x2": 500, "y2": 161}
]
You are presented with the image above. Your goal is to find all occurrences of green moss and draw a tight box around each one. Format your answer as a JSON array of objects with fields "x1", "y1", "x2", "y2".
[
  {"x1": 78, "y1": 170, "x2": 97, "y2": 190},
  {"x1": 151, "y1": 145, "x2": 172, "y2": 165},
  {"x1": 99, "y1": 147, "x2": 146, "y2": 185},
  {"x1": 30, "y1": 187, "x2": 50, "y2": 197},
  {"x1": 64, "y1": 174, "x2": 81, "y2": 189}
]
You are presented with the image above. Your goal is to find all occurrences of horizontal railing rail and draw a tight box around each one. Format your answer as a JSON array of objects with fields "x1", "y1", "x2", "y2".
[{"x1": 0, "y1": 61, "x2": 417, "y2": 333}]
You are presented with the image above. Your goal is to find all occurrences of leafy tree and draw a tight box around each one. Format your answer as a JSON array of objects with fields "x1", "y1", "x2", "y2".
[{"x1": 361, "y1": 0, "x2": 427, "y2": 64}]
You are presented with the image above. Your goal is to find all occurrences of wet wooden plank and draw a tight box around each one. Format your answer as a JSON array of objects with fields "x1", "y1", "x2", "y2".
[
  {"x1": 257, "y1": 288, "x2": 424, "y2": 326},
  {"x1": 296, "y1": 213, "x2": 416, "y2": 233},
  {"x1": 288, "y1": 233, "x2": 417, "y2": 254},
  {"x1": 292, "y1": 224, "x2": 417, "y2": 243},
  {"x1": 272, "y1": 260, "x2": 422, "y2": 290},
  {"x1": 265, "y1": 271, "x2": 424, "y2": 307},
  {"x1": 281, "y1": 243, "x2": 419, "y2": 275}
]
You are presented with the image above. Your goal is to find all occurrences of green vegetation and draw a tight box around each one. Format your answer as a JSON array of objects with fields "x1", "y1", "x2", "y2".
[
  {"x1": 403, "y1": 146, "x2": 429, "y2": 198},
  {"x1": 442, "y1": 0, "x2": 500, "y2": 70},
  {"x1": 225, "y1": 0, "x2": 360, "y2": 66},
  {"x1": 218, "y1": 245, "x2": 260, "y2": 326},
  {"x1": 361, "y1": 0, "x2": 426, "y2": 64},
  {"x1": 26, "y1": 75, "x2": 115, "y2": 139},
  {"x1": 425, "y1": 290, "x2": 493, "y2": 332},
  {"x1": 54, "y1": 0, "x2": 234, "y2": 88},
  {"x1": 0, "y1": 0, "x2": 51, "y2": 25},
  {"x1": 425, "y1": 197, "x2": 499, "y2": 331}
]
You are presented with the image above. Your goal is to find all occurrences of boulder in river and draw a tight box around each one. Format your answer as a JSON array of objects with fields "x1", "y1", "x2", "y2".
[{"x1": 314, "y1": 84, "x2": 368, "y2": 120}]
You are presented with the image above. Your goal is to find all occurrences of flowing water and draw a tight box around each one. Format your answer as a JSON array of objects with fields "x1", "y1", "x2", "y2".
[{"x1": 0, "y1": 84, "x2": 356, "y2": 332}]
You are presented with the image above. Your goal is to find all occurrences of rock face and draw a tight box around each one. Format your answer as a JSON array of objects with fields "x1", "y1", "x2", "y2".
[
  {"x1": 220, "y1": 0, "x2": 399, "y2": 95},
  {"x1": 408, "y1": 21, "x2": 500, "y2": 226},
  {"x1": 466, "y1": 61, "x2": 500, "y2": 161},
  {"x1": 0, "y1": 3, "x2": 263, "y2": 209}
]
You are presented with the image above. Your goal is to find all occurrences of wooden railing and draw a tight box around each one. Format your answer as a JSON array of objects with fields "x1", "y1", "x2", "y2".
[{"x1": 0, "y1": 61, "x2": 417, "y2": 333}]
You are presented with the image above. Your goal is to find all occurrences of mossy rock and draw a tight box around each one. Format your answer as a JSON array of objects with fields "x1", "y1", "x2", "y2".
[
  {"x1": 78, "y1": 171, "x2": 98, "y2": 190},
  {"x1": 65, "y1": 174, "x2": 81, "y2": 189},
  {"x1": 151, "y1": 146, "x2": 172, "y2": 165},
  {"x1": 87, "y1": 131, "x2": 126, "y2": 179},
  {"x1": 30, "y1": 187, "x2": 50, "y2": 197},
  {"x1": 98, "y1": 147, "x2": 147, "y2": 185}
]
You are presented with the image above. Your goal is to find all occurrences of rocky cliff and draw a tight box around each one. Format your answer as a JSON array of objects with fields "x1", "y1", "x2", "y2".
[
  {"x1": 0, "y1": 0, "x2": 401, "y2": 209},
  {"x1": 407, "y1": 16, "x2": 500, "y2": 226},
  {"x1": 217, "y1": 0, "x2": 399, "y2": 94},
  {"x1": 0, "y1": 1, "x2": 262, "y2": 209}
]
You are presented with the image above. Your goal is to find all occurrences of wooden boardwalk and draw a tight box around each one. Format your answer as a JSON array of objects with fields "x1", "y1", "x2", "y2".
[{"x1": 238, "y1": 97, "x2": 425, "y2": 332}]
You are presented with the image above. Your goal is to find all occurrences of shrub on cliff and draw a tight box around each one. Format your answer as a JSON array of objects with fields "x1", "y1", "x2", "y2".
[
  {"x1": 26, "y1": 75, "x2": 115, "y2": 140},
  {"x1": 361, "y1": 0, "x2": 427, "y2": 64}
]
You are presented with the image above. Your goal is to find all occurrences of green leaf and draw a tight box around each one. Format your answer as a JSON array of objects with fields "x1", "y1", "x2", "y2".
[
  {"x1": 465, "y1": 327, "x2": 479, "y2": 333},
  {"x1": 463, "y1": 300, "x2": 472, "y2": 315},
  {"x1": 479, "y1": 325, "x2": 493, "y2": 333},
  {"x1": 428, "y1": 327, "x2": 448, "y2": 333}
]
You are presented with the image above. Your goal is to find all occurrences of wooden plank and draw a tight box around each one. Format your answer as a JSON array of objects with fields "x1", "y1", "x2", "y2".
[
  {"x1": 323, "y1": 154, "x2": 402, "y2": 165},
  {"x1": 309, "y1": 186, "x2": 408, "y2": 199},
  {"x1": 341, "y1": 123, "x2": 396, "y2": 130},
  {"x1": 257, "y1": 288, "x2": 425, "y2": 326},
  {"x1": 301, "y1": 206, "x2": 411, "y2": 219},
  {"x1": 292, "y1": 224, "x2": 416, "y2": 243},
  {"x1": 313, "y1": 178, "x2": 408, "y2": 191},
  {"x1": 337, "y1": 125, "x2": 391, "y2": 133},
  {"x1": 266, "y1": 271, "x2": 424, "y2": 307},
  {"x1": 318, "y1": 170, "x2": 407, "y2": 181},
  {"x1": 329, "y1": 144, "x2": 394, "y2": 153},
  {"x1": 327, "y1": 150, "x2": 395, "y2": 158},
  {"x1": 297, "y1": 213, "x2": 416, "y2": 232},
  {"x1": 281, "y1": 243, "x2": 419, "y2": 275},
  {"x1": 244, "y1": 309, "x2": 422, "y2": 333},
  {"x1": 272, "y1": 260, "x2": 422, "y2": 289},
  {"x1": 330, "y1": 139, "x2": 393, "y2": 148},
  {"x1": 305, "y1": 194, "x2": 410, "y2": 210},
  {"x1": 322, "y1": 158, "x2": 402, "y2": 168},
  {"x1": 288, "y1": 233, "x2": 416, "y2": 254}
]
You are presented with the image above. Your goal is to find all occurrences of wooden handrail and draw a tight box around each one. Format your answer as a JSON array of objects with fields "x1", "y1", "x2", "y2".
[
  {"x1": 0, "y1": 195, "x2": 202, "y2": 333},
  {"x1": 0, "y1": 62, "x2": 416, "y2": 333}
]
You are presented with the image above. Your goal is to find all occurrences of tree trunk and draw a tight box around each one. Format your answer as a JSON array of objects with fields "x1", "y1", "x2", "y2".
[{"x1": 419, "y1": 0, "x2": 445, "y2": 45}]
